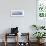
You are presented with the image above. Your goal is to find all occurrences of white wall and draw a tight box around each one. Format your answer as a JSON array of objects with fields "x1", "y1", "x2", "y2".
[{"x1": 0, "y1": 0, "x2": 36, "y2": 42}]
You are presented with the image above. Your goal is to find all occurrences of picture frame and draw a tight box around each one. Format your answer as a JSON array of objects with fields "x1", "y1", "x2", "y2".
[
  {"x1": 36, "y1": 0, "x2": 46, "y2": 26},
  {"x1": 11, "y1": 10, "x2": 24, "y2": 16}
]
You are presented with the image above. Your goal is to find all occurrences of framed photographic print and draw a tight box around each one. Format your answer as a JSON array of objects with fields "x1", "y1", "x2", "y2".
[{"x1": 11, "y1": 10, "x2": 24, "y2": 16}]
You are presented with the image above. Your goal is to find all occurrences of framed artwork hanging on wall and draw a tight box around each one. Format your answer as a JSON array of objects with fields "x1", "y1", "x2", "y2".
[
  {"x1": 36, "y1": 0, "x2": 46, "y2": 26},
  {"x1": 11, "y1": 10, "x2": 24, "y2": 16}
]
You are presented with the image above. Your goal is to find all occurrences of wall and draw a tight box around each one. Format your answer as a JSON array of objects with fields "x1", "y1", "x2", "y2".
[{"x1": 0, "y1": 0, "x2": 36, "y2": 42}]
